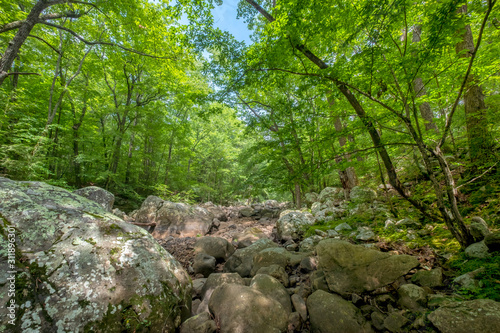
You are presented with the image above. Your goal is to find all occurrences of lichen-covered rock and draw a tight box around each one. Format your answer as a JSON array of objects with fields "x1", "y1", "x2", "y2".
[
  {"x1": 135, "y1": 195, "x2": 163, "y2": 224},
  {"x1": 356, "y1": 227, "x2": 376, "y2": 241},
  {"x1": 73, "y1": 186, "x2": 115, "y2": 212},
  {"x1": 209, "y1": 283, "x2": 288, "y2": 333},
  {"x1": 307, "y1": 290, "x2": 373, "y2": 333},
  {"x1": 428, "y1": 299, "x2": 500, "y2": 333},
  {"x1": 0, "y1": 178, "x2": 191, "y2": 333},
  {"x1": 276, "y1": 211, "x2": 315, "y2": 241},
  {"x1": 194, "y1": 236, "x2": 235, "y2": 261},
  {"x1": 316, "y1": 239, "x2": 419, "y2": 294},
  {"x1": 200, "y1": 202, "x2": 228, "y2": 222},
  {"x1": 304, "y1": 192, "x2": 319, "y2": 205},
  {"x1": 250, "y1": 274, "x2": 292, "y2": 313},
  {"x1": 318, "y1": 187, "x2": 344, "y2": 203},
  {"x1": 134, "y1": 196, "x2": 214, "y2": 238},
  {"x1": 350, "y1": 186, "x2": 377, "y2": 203},
  {"x1": 224, "y1": 238, "x2": 279, "y2": 277}
]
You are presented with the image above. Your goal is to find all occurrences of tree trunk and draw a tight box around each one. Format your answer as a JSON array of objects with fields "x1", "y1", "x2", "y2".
[
  {"x1": 456, "y1": 5, "x2": 494, "y2": 165},
  {"x1": 334, "y1": 116, "x2": 358, "y2": 197},
  {"x1": 0, "y1": 0, "x2": 48, "y2": 86},
  {"x1": 412, "y1": 25, "x2": 438, "y2": 132},
  {"x1": 294, "y1": 182, "x2": 301, "y2": 208}
]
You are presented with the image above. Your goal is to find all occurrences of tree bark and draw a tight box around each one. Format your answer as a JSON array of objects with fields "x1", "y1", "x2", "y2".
[
  {"x1": 456, "y1": 5, "x2": 494, "y2": 164},
  {"x1": 412, "y1": 25, "x2": 438, "y2": 132}
]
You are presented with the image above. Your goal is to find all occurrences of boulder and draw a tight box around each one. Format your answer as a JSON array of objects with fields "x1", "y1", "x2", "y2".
[
  {"x1": 276, "y1": 211, "x2": 315, "y2": 241},
  {"x1": 469, "y1": 216, "x2": 490, "y2": 242},
  {"x1": 350, "y1": 186, "x2": 377, "y2": 203},
  {"x1": 256, "y1": 265, "x2": 290, "y2": 287},
  {"x1": 383, "y1": 312, "x2": 408, "y2": 332},
  {"x1": 201, "y1": 202, "x2": 228, "y2": 222},
  {"x1": 484, "y1": 232, "x2": 500, "y2": 252},
  {"x1": 155, "y1": 202, "x2": 214, "y2": 238},
  {"x1": 193, "y1": 253, "x2": 216, "y2": 278},
  {"x1": 307, "y1": 290, "x2": 373, "y2": 333},
  {"x1": 194, "y1": 236, "x2": 235, "y2": 261},
  {"x1": 251, "y1": 247, "x2": 291, "y2": 275},
  {"x1": 428, "y1": 299, "x2": 500, "y2": 333},
  {"x1": 200, "y1": 273, "x2": 245, "y2": 300},
  {"x1": 299, "y1": 235, "x2": 323, "y2": 252},
  {"x1": 318, "y1": 187, "x2": 344, "y2": 203},
  {"x1": 135, "y1": 196, "x2": 214, "y2": 238},
  {"x1": 232, "y1": 227, "x2": 267, "y2": 248},
  {"x1": 453, "y1": 267, "x2": 485, "y2": 289},
  {"x1": 335, "y1": 222, "x2": 352, "y2": 232},
  {"x1": 73, "y1": 186, "x2": 115, "y2": 212},
  {"x1": 250, "y1": 274, "x2": 292, "y2": 313},
  {"x1": 411, "y1": 268, "x2": 444, "y2": 288},
  {"x1": 224, "y1": 238, "x2": 278, "y2": 277},
  {"x1": 305, "y1": 192, "x2": 319, "y2": 205},
  {"x1": 397, "y1": 284, "x2": 427, "y2": 311},
  {"x1": 316, "y1": 239, "x2": 419, "y2": 294},
  {"x1": 135, "y1": 195, "x2": 163, "y2": 224},
  {"x1": 179, "y1": 312, "x2": 216, "y2": 333},
  {"x1": 209, "y1": 284, "x2": 288, "y2": 333},
  {"x1": 465, "y1": 241, "x2": 490, "y2": 259},
  {"x1": 239, "y1": 206, "x2": 255, "y2": 217},
  {"x1": 356, "y1": 226, "x2": 376, "y2": 241},
  {"x1": 0, "y1": 178, "x2": 190, "y2": 333}
]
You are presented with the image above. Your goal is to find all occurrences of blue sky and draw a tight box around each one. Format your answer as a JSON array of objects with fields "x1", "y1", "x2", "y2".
[{"x1": 212, "y1": 0, "x2": 252, "y2": 44}]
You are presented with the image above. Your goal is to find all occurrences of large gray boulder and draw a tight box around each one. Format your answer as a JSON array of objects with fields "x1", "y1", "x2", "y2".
[
  {"x1": 73, "y1": 186, "x2": 115, "y2": 212},
  {"x1": 316, "y1": 239, "x2": 419, "y2": 294},
  {"x1": 350, "y1": 186, "x2": 377, "y2": 203},
  {"x1": 251, "y1": 247, "x2": 291, "y2": 275},
  {"x1": 428, "y1": 299, "x2": 500, "y2": 333},
  {"x1": 209, "y1": 283, "x2": 288, "y2": 333},
  {"x1": 318, "y1": 187, "x2": 344, "y2": 203},
  {"x1": 307, "y1": 290, "x2": 373, "y2": 333},
  {"x1": 194, "y1": 236, "x2": 235, "y2": 261},
  {"x1": 135, "y1": 196, "x2": 214, "y2": 238},
  {"x1": 276, "y1": 211, "x2": 315, "y2": 241},
  {"x1": 0, "y1": 178, "x2": 191, "y2": 333},
  {"x1": 224, "y1": 239, "x2": 278, "y2": 277}
]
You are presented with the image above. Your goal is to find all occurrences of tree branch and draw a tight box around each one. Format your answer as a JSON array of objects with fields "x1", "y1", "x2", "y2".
[{"x1": 40, "y1": 22, "x2": 175, "y2": 59}]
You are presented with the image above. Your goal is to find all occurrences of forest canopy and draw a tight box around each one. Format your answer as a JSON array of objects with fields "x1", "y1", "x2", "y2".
[{"x1": 0, "y1": 0, "x2": 499, "y2": 247}]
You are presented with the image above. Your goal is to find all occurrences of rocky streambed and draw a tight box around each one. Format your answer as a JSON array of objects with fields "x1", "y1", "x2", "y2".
[{"x1": 1, "y1": 178, "x2": 499, "y2": 332}]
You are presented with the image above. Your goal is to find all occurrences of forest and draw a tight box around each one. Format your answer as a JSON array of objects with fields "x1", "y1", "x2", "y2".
[{"x1": 1, "y1": 0, "x2": 500, "y2": 332}]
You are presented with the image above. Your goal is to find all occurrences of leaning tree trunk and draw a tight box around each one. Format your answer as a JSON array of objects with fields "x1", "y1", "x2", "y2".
[
  {"x1": 0, "y1": 1, "x2": 48, "y2": 86},
  {"x1": 334, "y1": 116, "x2": 358, "y2": 198}
]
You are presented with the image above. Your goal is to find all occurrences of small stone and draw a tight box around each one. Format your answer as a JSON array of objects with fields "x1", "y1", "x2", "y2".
[
  {"x1": 384, "y1": 312, "x2": 408, "y2": 332},
  {"x1": 287, "y1": 312, "x2": 302, "y2": 332},
  {"x1": 291, "y1": 294, "x2": 308, "y2": 321},
  {"x1": 335, "y1": 222, "x2": 352, "y2": 232}
]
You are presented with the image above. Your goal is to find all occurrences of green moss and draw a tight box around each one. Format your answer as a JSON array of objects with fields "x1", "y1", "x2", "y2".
[
  {"x1": 446, "y1": 253, "x2": 500, "y2": 301},
  {"x1": 85, "y1": 238, "x2": 96, "y2": 245},
  {"x1": 110, "y1": 247, "x2": 120, "y2": 256}
]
